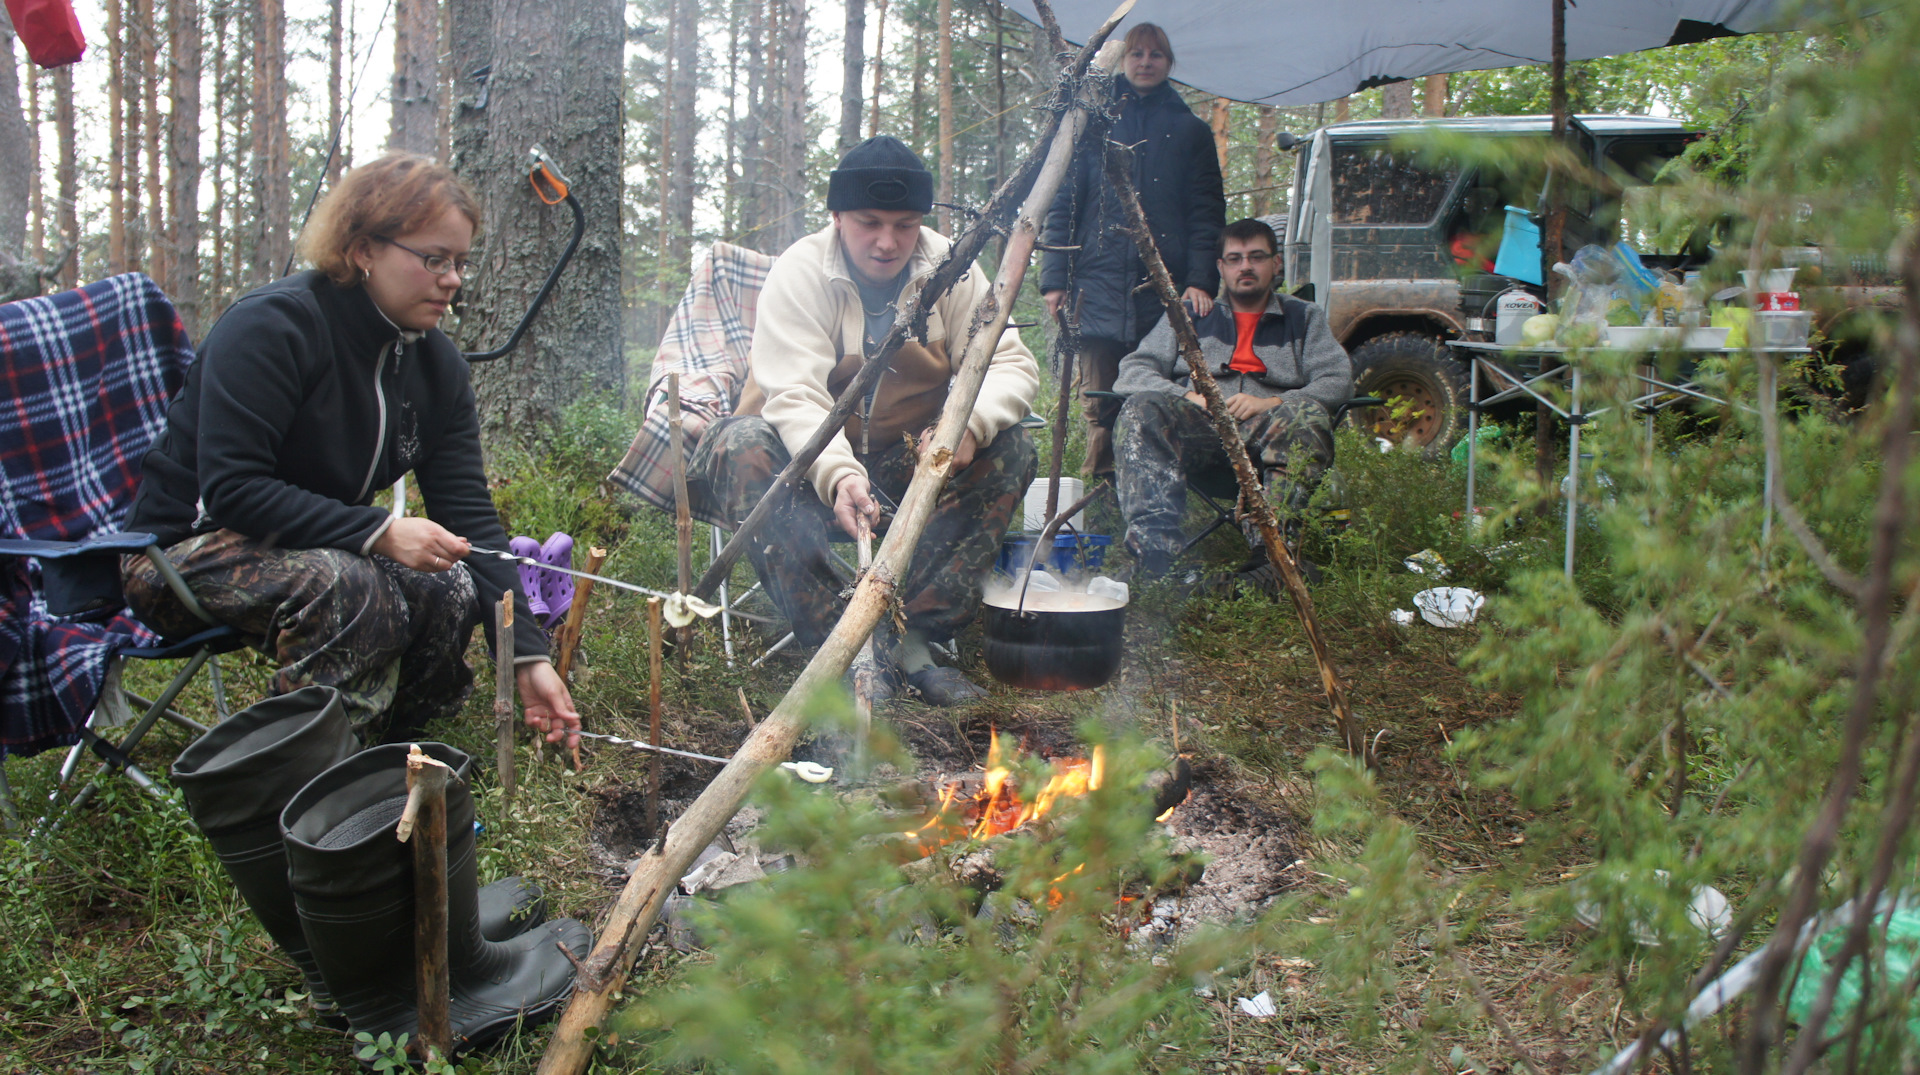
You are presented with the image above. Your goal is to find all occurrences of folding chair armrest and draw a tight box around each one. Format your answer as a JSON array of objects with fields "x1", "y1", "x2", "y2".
[
  {"x1": 1082, "y1": 390, "x2": 1126, "y2": 403},
  {"x1": 0, "y1": 532, "x2": 159, "y2": 559}
]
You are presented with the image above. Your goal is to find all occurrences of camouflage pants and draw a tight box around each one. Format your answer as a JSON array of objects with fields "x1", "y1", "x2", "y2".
[
  {"x1": 121, "y1": 528, "x2": 482, "y2": 742},
  {"x1": 689, "y1": 416, "x2": 1036, "y2": 647},
  {"x1": 1114, "y1": 393, "x2": 1335, "y2": 558}
]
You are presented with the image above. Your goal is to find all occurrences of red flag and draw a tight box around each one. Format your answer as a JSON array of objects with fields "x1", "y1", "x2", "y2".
[{"x1": 4, "y1": 0, "x2": 87, "y2": 69}]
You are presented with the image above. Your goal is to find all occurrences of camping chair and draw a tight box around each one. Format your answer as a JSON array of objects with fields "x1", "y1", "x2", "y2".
[
  {"x1": 1084, "y1": 390, "x2": 1382, "y2": 555},
  {"x1": 608, "y1": 242, "x2": 781, "y2": 665},
  {"x1": 0, "y1": 274, "x2": 245, "y2": 834}
]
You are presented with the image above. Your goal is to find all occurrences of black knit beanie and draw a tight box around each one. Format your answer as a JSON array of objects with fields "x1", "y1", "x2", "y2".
[{"x1": 827, "y1": 136, "x2": 934, "y2": 214}]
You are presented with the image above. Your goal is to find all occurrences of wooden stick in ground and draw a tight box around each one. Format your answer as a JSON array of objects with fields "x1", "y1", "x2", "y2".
[
  {"x1": 669, "y1": 375, "x2": 694, "y2": 666},
  {"x1": 853, "y1": 530, "x2": 876, "y2": 740},
  {"x1": 554, "y1": 546, "x2": 608, "y2": 682},
  {"x1": 1100, "y1": 140, "x2": 1370, "y2": 765},
  {"x1": 646, "y1": 596, "x2": 663, "y2": 838},
  {"x1": 397, "y1": 745, "x2": 454, "y2": 1063},
  {"x1": 493, "y1": 593, "x2": 517, "y2": 799},
  {"x1": 532, "y1": 16, "x2": 1124, "y2": 1068},
  {"x1": 1045, "y1": 304, "x2": 1079, "y2": 525}
]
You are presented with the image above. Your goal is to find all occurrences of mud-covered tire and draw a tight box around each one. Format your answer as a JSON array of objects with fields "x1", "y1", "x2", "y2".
[{"x1": 1347, "y1": 332, "x2": 1469, "y2": 454}]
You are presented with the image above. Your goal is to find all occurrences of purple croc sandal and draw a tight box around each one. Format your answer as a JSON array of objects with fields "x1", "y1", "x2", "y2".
[
  {"x1": 536, "y1": 532, "x2": 575, "y2": 630},
  {"x1": 509, "y1": 536, "x2": 550, "y2": 623}
]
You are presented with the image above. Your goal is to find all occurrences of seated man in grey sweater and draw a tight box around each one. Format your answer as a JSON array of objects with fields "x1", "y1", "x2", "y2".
[{"x1": 1112, "y1": 218, "x2": 1353, "y2": 588}]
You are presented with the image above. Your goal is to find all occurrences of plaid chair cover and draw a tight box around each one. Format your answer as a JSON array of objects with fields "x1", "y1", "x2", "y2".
[
  {"x1": 0, "y1": 274, "x2": 190, "y2": 758},
  {"x1": 607, "y1": 241, "x2": 774, "y2": 526}
]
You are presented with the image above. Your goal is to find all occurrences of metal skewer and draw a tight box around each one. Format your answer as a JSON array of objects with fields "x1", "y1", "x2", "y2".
[
  {"x1": 466, "y1": 546, "x2": 775, "y2": 625},
  {"x1": 570, "y1": 730, "x2": 731, "y2": 765}
]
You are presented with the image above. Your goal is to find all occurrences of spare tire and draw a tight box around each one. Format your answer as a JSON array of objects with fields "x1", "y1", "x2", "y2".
[{"x1": 1347, "y1": 332, "x2": 1468, "y2": 454}]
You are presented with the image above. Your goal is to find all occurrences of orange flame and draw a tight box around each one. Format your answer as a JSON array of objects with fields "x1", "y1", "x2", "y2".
[{"x1": 907, "y1": 732, "x2": 1112, "y2": 851}]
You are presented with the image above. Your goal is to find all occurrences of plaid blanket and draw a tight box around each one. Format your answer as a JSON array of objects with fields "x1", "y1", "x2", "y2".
[
  {"x1": 0, "y1": 274, "x2": 190, "y2": 758},
  {"x1": 607, "y1": 242, "x2": 774, "y2": 526}
]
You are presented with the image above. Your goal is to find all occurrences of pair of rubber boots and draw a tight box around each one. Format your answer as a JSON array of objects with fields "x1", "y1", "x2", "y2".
[{"x1": 170, "y1": 685, "x2": 591, "y2": 1052}]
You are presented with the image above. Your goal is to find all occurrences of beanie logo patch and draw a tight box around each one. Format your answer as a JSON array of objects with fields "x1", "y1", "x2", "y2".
[{"x1": 867, "y1": 179, "x2": 909, "y2": 204}]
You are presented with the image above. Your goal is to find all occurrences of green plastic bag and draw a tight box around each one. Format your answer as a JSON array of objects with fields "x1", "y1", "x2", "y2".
[{"x1": 1788, "y1": 903, "x2": 1920, "y2": 1054}]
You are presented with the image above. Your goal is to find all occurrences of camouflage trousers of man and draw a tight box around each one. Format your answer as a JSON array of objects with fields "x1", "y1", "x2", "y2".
[
  {"x1": 121, "y1": 528, "x2": 482, "y2": 742},
  {"x1": 689, "y1": 416, "x2": 1036, "y2": 647},
  {"x1": 1114, "y1": 393, "x2": 1335, "y2": 558}
]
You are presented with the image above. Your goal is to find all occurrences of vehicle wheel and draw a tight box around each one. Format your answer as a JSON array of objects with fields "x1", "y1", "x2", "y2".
[{"x1": 1347, "y1": 332, "x2": 1468, "y2": 454}]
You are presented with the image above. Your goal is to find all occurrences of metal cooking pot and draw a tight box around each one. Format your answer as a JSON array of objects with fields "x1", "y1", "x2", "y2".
[{"x1": 982, "y1": 591, "x2": 1126, "y2": 691}]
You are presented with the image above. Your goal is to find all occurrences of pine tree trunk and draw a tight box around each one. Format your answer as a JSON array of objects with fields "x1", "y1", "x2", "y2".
[
  {"x1": 668, "y1": 0, "x2": 698, "y2": 265},
  {"x1": 737, "y1": 0, "x2": 765, "y2": 247},
  {"x1": 328, "y1": 0, "x2": 345, "y2": 183},
  {"x1": 657, "y1": 0, "x2": 675, "y2": 338},
  {"x1": 723, "y1": 0, "x2": 739, "y2": 234},
  {"x1": 142, "y1": 0, "x2": 166, "y2": 285},
  {"x1": 775, "y1": 0, "x2": 806, "y2": 251},
  {"x1": 935, "y1": 0, "x2": 952, "y2": 227},
  {"x1": 261, "y1": 0, "x2": 290, "y2": 277},
  {"x1": 1423, "y1": 73, "x2": 1447, "y2": 117},
  {"x1": 124, "y1": 0, "x2": 144, "y2": 268},
  {"x1": 0, "y1": 9, "x2": 28, "y2": 296},
  {"x1": 109, "y1": 0, "x2": 127, "y2": 274},
  {"x1": 450, "y1": 0, "x2": 626, "y2": 445},
  {"x1": 837, "y1": 0, "x2": 864, "y2": 155},
  {"x1": 27, "y1": 54, "x2": 43, "y2": 263},
  {"x1": 53, "y1": 65, "x2": 76, "y2": 288},
  {"x1": 1209, "y1": 97, "x2": 1230, "y2": 172},
  {"x1": 168, "y1": 0, "x2": 203, "y2": 336},
  {"x1": 867, "y1": 0, "x2": 885, "y2": 138},
  {"x1": 210, "y1": 0, "x2": 228, "y2": 306},
  {"x1": 1334, "y1": 95, "x2": 1349, "y2": 123},
  {"x1": 1251, "y1": 106, "x2": 1277, "y2": 219},
  {"x1": 1380, "y1": 79, "x2": 1413, "y2": 119},
  {"x1": 391, "y1": 0, "x2": 441, "y2": 154}
]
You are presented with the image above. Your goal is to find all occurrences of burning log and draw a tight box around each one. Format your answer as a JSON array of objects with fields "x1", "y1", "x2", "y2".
[{"x1": 532, "y1": 9, "x2": 1134, "y2": 1073}]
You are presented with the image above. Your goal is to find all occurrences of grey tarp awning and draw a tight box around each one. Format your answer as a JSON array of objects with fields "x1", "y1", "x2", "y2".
[{"x1": 997, "y1": 0, "x2": 1800, "y2": 105}]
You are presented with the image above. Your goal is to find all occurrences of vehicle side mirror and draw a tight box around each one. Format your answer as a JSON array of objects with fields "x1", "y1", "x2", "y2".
[{"x1": 1274, "y1": 132, "x2": 1302, "y2": 151}]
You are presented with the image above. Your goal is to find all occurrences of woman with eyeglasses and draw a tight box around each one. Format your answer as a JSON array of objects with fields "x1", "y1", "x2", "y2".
[
  {"x1": 123, "y1": 153, "x2": 579, "y2": 750},
  {"x1": 1039, "y1": 21, "x2": 1226, "y2": 477}
]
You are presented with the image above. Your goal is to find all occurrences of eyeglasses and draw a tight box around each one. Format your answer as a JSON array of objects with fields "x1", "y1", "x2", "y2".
[
  {"x1": 1220, "y1": 251, "x2": 1274, "y2": 266},
  {"x1": 375, "y1": 236, "x2": 471, "y2": 277}
]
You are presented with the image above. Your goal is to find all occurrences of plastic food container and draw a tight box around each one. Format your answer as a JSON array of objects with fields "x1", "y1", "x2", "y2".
[{"x1": 1755, "y1": 311, "x2": 1812, "y2": 350}]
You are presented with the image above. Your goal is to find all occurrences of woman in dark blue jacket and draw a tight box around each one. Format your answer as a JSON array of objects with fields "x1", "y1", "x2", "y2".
[
  {"x1": 123, "y1": 154, "x2": 579, "y2": 748},
  {"x1": 1040, "y1": 22, "x2": 1226, "y2": 476}
]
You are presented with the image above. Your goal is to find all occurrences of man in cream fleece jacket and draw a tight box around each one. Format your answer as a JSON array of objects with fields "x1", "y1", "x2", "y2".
[{"x1": 688, "y1": 137, "x2": 1039, "y2": 705}]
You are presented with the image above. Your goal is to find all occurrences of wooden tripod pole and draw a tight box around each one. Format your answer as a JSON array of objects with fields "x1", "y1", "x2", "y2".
[
  {"x1": 532, "y1": 13, "x2": 1128, "y2": 1071},
  {"x1": 1101, "y1": 142, "x2": 1369, "y2": 764}
]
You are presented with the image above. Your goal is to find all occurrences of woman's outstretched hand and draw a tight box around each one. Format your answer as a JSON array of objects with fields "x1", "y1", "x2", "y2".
[
  {"x1": 516, "y1": 660, "x2": 581, "y2": 749},
  {"x1": 372, "y1": 517, "x2": 471, "y2": 573}
]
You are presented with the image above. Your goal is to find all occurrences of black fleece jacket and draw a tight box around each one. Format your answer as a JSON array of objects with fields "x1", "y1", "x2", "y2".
[{"x1": 125, "y1": 270, "x2": 547, "y2": 661}]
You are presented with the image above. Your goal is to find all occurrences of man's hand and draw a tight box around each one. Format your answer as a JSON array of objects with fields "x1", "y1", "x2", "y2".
[
  {"x1": 1182, "y1": 286, "x2": 1215, "y2": 319},
  {"x1": 919, "y1": 425, "x2": 979, "y2": 471},
  {"x1": 372, "y1": 517, "x2": 470, "y2": 573},
  {"x1": 517, "y1": 661, "x2": 580, "y2": 749},
  {"x1": 833, "y1": 473, "x2": 880, "y2": 540},
  {"x1": 1043, "y1": 289, "x2": 1067, "y2": 320},
  {"x1": 1224, "y1": 393, "x2": 1282, "y2": 422}
]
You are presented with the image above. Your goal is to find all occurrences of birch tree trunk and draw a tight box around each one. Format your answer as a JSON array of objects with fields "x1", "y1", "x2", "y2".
[
  {"x1": 391, "y1": 0, "x2": 442, "y2": 155},
  {"x1": 838, "y1": 0, "x2": 864, "y2": 154},
  {"x1": 168, "y1": 0, "x2": 203, "y2": 336},
  {"x1": 450, "y1": 0, "x2": 626, "y2": 444},
  {"x1": 0, "y1": 9, "x2": 27, "y2": 267}
]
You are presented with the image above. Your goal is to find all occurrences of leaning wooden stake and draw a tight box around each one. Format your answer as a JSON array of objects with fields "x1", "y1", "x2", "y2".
[
  {"x1": 1101, "y1": 141, "x2": 1370, "y2": 765},
  {"x1": 397, "y1": 745, "x2": 454, "y2": 1063},
  {"x1": 554, "y1": 546, "x2": 608, "y2": 682},
  {"x1": 646, "y1": 596, "x2": 664, "y2": 838},
  {"x1": 533, "y1": 13, "x2": 1126, "y2": 1070},
  {"x1": 493, "y1": 593, "x2": 517, "y2": 798}
]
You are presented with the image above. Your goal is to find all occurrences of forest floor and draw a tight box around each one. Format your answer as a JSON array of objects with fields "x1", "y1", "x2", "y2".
[{"x1": 0, "y1": 386, "x2": 1643, "y2": 1074}]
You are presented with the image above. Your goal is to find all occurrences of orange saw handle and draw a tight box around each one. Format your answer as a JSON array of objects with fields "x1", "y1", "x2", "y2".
[{"x1": 527, "y1": 144, "x2": 572, "y2": 205}]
